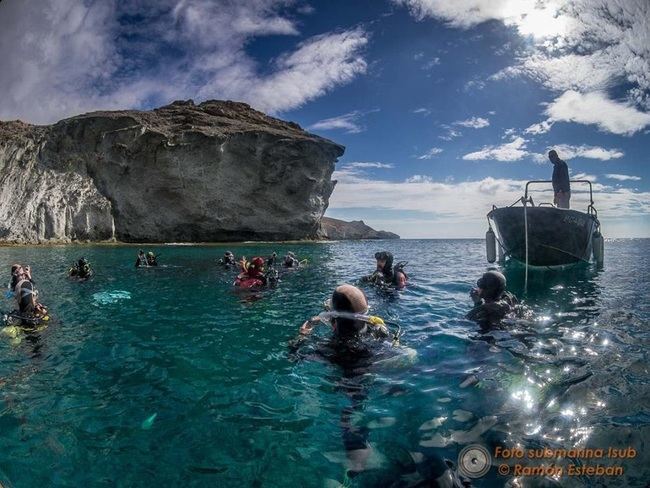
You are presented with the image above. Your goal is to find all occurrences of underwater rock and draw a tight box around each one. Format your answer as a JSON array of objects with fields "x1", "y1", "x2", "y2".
[
  {"x1": 0, "y1": 100, "x2": 344, "y2": 243},
  {"x1": 318, "y1": 217, "x2": 400, "y2": 240}
]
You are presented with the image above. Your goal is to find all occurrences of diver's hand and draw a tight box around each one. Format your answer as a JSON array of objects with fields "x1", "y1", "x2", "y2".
[
  {"x1": 299, "y1": 316, "x2": 321, "y2": 335},
  {"x1": 470, "y1": 288, "x2": 481, "y2": 304}
]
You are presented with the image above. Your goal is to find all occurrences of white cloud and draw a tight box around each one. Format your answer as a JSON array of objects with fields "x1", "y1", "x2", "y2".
[
  {"x1": 421, "y1": 57, "x2": 441, "y2": 70},
  {"x1": 463, "y1": 79, "x2": 486, "y2": 91},
  {"x1": 551, "y1": 144, "x2": 624, "y2": 161},
  {"x1": 605, "y1": 174, "x2": 641, "y2": 181},
  {"x1": 412, "y1": 107, "x2": 431, "y2": 115},
  {"x1": 525, "y1": 120, "x2": 554, "y2": 135},
  {"x1": 455, "y1": 116, "x2": 490, "y2": 128},
  {"x1": 0, "y1": 0, "x2": 368, "y2": 123},
  {"x1": 345, "y1": 162, "x2": 394, "y2": 169},
  {"x1": 572, "y1": 172, "x2": 598, "y2": 181},
  {"x1": 405, "y1": 175, "x2": 434, "y2": 183},
  {"x1": 308, "y1": 110, "x2": 368, "y2": 133},
  {"x1": 392, "y1": 0, "x2": 575, "y2": 35},
  {"x1": 417, "y1": 147, "x2": 444, "y2": 159},
  {"x1": 543, "y1": 91, "x2": 650, "y2": 136},
  {"x1": 438, "y1": 127, "x2": 462, "y2": 141},
  {"x1": 463, "y1": 136, "x2": 530, "y2": 162}
]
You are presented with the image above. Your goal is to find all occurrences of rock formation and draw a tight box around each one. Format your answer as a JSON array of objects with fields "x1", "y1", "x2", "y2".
[
  {"x1": 0, "y1": 100, "x2": 344, "y2": 243},
  {"x1": 319, "y1": 217, "x2": 400, "y2": 240}
]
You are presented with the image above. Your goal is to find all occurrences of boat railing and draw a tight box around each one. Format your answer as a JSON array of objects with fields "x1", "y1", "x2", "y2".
[{"x1": 523, "y1": 179, "x2": 597, "y2": 216}]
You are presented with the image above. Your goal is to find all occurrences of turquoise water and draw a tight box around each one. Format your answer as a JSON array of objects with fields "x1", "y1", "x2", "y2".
[{"x1": 0, "y1": 240, "x2": 648, "y2": 487}]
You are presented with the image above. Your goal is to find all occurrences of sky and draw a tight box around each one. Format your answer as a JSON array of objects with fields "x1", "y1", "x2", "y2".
[{"x1": 0, "y1": 0, "x2": 649, "y2": 238}]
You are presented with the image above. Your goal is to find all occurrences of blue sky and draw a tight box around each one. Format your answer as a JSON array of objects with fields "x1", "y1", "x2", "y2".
[{"x1": 1, "y1": 0, "x2": 649, "y2": 237}]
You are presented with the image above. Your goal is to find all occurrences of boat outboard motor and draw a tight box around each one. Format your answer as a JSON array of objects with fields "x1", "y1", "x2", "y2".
[
  {"x1": 486, "y1": 227, "x2": 496, "y2": 263},
  {"x1": 592, "y1": 229, "x2": 604, "y2": 266}
]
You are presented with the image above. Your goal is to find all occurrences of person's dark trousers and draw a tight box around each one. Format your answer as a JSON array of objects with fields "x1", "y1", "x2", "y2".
[{"x1": 554, "y1": 190, "x2": 571, "y2": 209}]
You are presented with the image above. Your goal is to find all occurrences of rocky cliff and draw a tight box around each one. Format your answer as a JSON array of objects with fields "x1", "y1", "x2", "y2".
[
  {"x1": 319, "y1": 217, "x2": 400, "y2": 240},
  {"x1": 0, "y1": 100, "x2": 344, "y2": 243}
]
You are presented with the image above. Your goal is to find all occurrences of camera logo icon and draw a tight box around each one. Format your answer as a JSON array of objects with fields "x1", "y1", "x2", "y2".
[{"x1": 458, "y1": 444, "x2": 492, "y2": 479}]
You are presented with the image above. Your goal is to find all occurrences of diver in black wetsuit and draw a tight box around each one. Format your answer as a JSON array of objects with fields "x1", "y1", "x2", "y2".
[
  {"x1": 69, "y1": 257, "x2": 93, "y2": 279},
  {"x1": 266, "y1": 252, "x2": 278, "y2": 268},
  {"x1": 283, "y1": 252, "x2": 300, "y2": 268},
  {"x1": 466, "y1": 271, "x2": 518, "y2": 329},
  {"x1": 361, "y1": 251, "x2": 408, "y2": 289},
  {"x1": 294, "y1": 285, "x2": 388, "y2": 476},
  {"x1": 219, "y1": 251, "x2": 237, "y2": 267},
  {"x1": 10, "y1": 264, "x2": 48, "y2": 326},
  {"x1": 135, "y1": 250, "x2": 148, "y2": 268},
  {"x1": 292, "y1": 286, "x2": 466, "y2": 485}
]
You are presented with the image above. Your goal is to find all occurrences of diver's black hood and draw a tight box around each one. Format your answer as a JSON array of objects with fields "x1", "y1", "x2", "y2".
[
  {"x1": 477, "y1": 270, "x2": 506, "y2": 300},
  {"x1": 375, "y1": 251, "x2": 394, "y2": 275}
]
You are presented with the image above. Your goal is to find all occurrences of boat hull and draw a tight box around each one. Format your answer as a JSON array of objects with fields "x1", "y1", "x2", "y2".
[{"x1": 488, "y1": 207, "x2": 597, "y2": 267}]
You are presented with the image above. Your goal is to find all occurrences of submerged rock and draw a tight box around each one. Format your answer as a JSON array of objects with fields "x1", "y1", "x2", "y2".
[
  {"x1": 319, "y1": 217, "x2": 399, "y2": 240},
  {"x1": 0, "y1": 100, "x2": 344, "y2": 243}
]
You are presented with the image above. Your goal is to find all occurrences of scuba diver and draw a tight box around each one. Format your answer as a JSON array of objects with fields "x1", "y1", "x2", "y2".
[
  {"x1": 8, "y1": 263, "x2": 30, "y2": 297},
  {"x1": 466, "y1": 270, "x2": 519, "y2": 329},
  {"x1": 7, "y1": 264, "x2": 49, "y2": 326},
  {"x1": 283, "y1": 251, "x2": 300, "y2": 268},
  {"x1": 219, "y1": 251, "x2": 237, "y2": 267},
  {"x1": 68, "y1": 257, "x2": 93, "y2": 280},
  {"x1": 146, "y1": 252, "x2": 158, "y2": 266},
  {"x1": 266, "y1": 252, "x2": 278, "y2": 267},
  {"x1": 361, "y1": 251, "x2": 408, "y2": 289},
  {"x1": 292, "y1": 286, "x2": 443, "y2": 483},
  {"x1": 135, "y1": 250, "x2": 148, "y2": 268},
  {"x1": 234, "y1": 256, "x2": 278, "y2": 289},
  {"x1": 294, "y1": 285, "x2": 389, "y2": 476}
]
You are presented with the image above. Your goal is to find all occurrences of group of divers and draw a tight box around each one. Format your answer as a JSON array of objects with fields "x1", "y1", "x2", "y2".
[
  {"x1": 4, "y1": 246, "x2": 516, "y2": 337},
  {"x1": 3, "y1": 248, "x2": 524, "y2": 485}
]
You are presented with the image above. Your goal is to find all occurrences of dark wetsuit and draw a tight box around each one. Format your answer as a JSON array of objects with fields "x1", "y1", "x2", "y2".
[
  {"x1": 70, "y1": 264, "x2": 92, "y2": 279},
  {"x1": 284, "y1": 257, "x2": 299, "y2": 268},
  {"x1": 14, "y1": 279, "x2": 36, "y2": 315},
  {"x1": 467, "y1": 291, "x2": 519, "y2": 329},
  {"x1": 135, "y1": 255, "x2": 148, "y2": 268},
  {"x1": 364, "y1": 268, "x2": 407, "y2": 289}
]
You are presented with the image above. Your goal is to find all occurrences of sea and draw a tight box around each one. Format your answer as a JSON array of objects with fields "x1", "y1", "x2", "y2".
[{"x1": 0, "y1": 239, "x2": 648, "y2": 487}]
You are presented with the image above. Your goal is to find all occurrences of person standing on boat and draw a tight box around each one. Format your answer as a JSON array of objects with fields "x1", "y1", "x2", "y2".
[{"x1": 549, "y1": 150, "x2": 570, "y2": 209}]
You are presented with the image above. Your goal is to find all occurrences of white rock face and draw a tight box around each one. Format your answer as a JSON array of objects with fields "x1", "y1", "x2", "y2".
[{"x1": 0, "y1": 100, "x2": 343, "y2": 243}]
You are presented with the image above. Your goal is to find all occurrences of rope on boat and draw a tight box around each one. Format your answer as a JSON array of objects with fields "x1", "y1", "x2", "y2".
[{"x1": 523, "y1": 196, "x2": 528, "y2": 292}]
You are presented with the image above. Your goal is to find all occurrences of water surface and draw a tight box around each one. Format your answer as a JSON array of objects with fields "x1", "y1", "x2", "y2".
[{"x1": 0, "y1": 239, "x2": 648, "y2": 487}]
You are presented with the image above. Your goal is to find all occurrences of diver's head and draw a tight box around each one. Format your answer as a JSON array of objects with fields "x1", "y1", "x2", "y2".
[
  {"x1": 147, "y1": 252, "x2": 154, "y2": 257},
  {"x1": 331, "y1": 284, "x2": 369, "y2": 336},
  {"x1": 79, "y1": 257, "x2": 88, "y2": 266},
  {"x1": 139, "y1": 249, "x2": 144, "y2": 255},
  {"x1": 271, "y1": 252, "x2": 277, "y2": 257},
  {"x1": 250, "y1": 257, "x2": 265, "y2": 270},
  {"x1": 11, "y1": 264, "x2": 21, "y2": 275},
  {"x1": 476, "y1": 270, "x2": 506, "y2": 301},
  {"x1": 374, "y1": 251, "x2": 394, "y2": 272},
  {"x1": 225, "y1": 251, "x2": 233, "y2": 257},
  {"x1": 548, "y1": 149, "x2": 559, "y2": 163}
]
